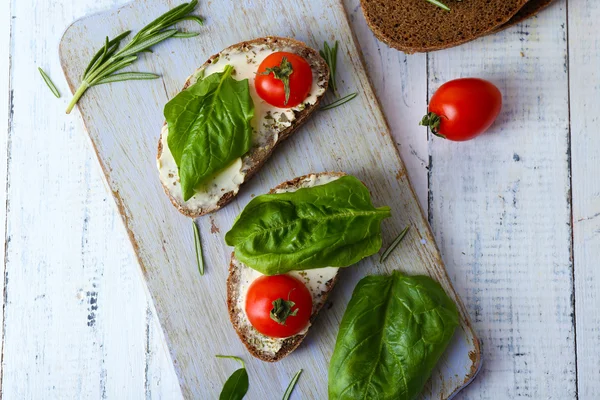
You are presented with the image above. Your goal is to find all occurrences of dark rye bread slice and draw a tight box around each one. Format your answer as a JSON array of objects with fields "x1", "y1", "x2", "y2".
[
  {"x1": 361, "y1": 0, "x2": 529, "y2": 53},
  {"x1": 226, "y1": 172, "x2": 346, "y2": 362},
  {"x1": 496, "y1": 0, "x2": 554, "y2": 32},
  {"x1": 157, "y1": 37, "x2": 329, "y2": 218}
]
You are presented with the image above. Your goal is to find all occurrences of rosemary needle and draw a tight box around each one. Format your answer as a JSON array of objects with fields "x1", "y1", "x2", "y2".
[
  {"x1": 192, "y1": 219, "x2": 204, "y2": 275},
  {"x1": 319, "y1": 40, "x2": 358, "y2": 110},
  {"x1": 319, "y1": 41, "x2": 338, "y2": 94},
  {"x1": 426, "y1": 0, "x2": 450, "y2": 11},
  {"x1": 321, "y1": 92, "x2": 358, "y2": 111},
  {"x1": 380, "y1": 226, "x2": 410, "y2": 263},
  {"x1": 65, "y1": 0, "x2": 202, "y2": 114},
  {"x1": 38, "y1": 67, "x2": 61, "y2": 98},
  {"x1": 282, "y1": 370, "x2": 303, "y2": 400}
]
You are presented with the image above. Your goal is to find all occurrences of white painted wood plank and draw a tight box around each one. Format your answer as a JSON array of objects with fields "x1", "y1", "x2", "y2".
[
  {"x1": 568, "y1": 0, "x2": 600, "y2": 398},
  {"x1": 343, "y1": 0, "x2": 429, "y2": 211},
  {"x1": 427, "y1": 2, "x2": 576, "y2": 399},
  {"x1": 58, "y1": 0, "x2": 479, "y2": 398},
  {"x1": 1, "y1": 0, "x2": 180, "y2": 398},
  {"x1": 0, "y1": 0, "x2": 12, "y2": 389}
]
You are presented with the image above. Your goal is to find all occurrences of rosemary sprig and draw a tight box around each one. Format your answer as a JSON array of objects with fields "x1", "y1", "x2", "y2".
[
  {"x1": 321, "y1": 92, "x2": 358, "y2": 111},
  {"x1": 282, "y1": 370, "x2": 303, "y2": 400},
  {"x1": 319, "y1": 40, "x2": 358, "y2": 110},
  {"x1": 65, "y1": 0, "x2": 202, "y2": 114},
  {"x1": 426, "y1": 0, "x2": 450, "y2": 11},
  {"x1": 380, "y1": 226, "x2": 410, "y2": 263},
  {"x1": 192, "y1": 219, "x2": 204, "y2": 275},
  {"x1": 38, "y1": 67, "x2": 60, "y2": 98},
  {"x1": 319, "y1": 41, "x2": 338, "y2": 94}
]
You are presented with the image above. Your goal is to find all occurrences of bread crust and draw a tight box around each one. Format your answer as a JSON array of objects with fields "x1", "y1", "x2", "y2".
[
  {"x1": 157, "y1": 37, "x2": 329, "y2": 218},
  {"x1": 226, "y1": 172, "x2": 345, "y2": 362},
  {"x1": 496, "y1": 0, "x2": 554, "y2": 32}
]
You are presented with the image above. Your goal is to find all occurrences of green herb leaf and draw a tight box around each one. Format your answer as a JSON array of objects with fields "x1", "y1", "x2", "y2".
[
  {"x1": 66, "y1": 0, "x2": 202, "y2": 114},
  {"x1": 117, "y1": 29, "x2": 178, "y2": 58},
  {"x1": 164, "y1": 65, "x2": 254, "y2": 201},
  {"x1": 38, "y1": 67, "x2": 61, "y2": 98},
  {"x1": 94, "y1": 72, "x2": 160, "y2": 85},
  {"x1": 172, "y1": 31, "x2": 200, "y2": 38},
  {"x1": 216, "y1": 355, "x2": 248, "y2": 400},
  {"x1": 319, "y1": 41, "x2": 338, "y2": 94},
  {"x1": 379, "y1": 225, "x2": 409, "y2": 263},
  {"x1": 319, "y1": 41, "x2": 357, "y2": 110},
  {"x1": 426, "y1": 0, "x2": 450, "y2": 10},
  {"x1": 83, "y1": 31, "x2": 131, "y2": 77},
  {"x1": 192, "y1": 219, "x2": 204, "y2": 275},
  {"x1": 225, "y1": 176, "x2": 391, "y2": 275},
  {"x1": 282, "y1": 369, "x2": 302, "y2": 400},
  {"x1": 328, "y1": 272, "x2": 459, "y2": 400},
  {"x1": 320, "y1": 92, "x2": 357, "y2": 111}
]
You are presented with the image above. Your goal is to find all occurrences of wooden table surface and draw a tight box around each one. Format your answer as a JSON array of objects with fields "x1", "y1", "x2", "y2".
[{"x1": 1, "y1": 0, "x2": 598, "y2": 399}]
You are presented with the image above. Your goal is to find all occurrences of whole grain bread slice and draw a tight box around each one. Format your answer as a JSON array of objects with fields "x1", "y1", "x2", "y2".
[
  {"x1": 361, "y1": 0, "x2": 529, "y2": 53},
  {"x1": 157, "y1": 37, "x2": 329, "y2": 218},
  {"x1": 226, "y1": 172, "x2": 346, "y2": 362}
]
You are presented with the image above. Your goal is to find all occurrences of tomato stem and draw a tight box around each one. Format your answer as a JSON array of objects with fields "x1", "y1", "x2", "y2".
[
  {"x1": 260, "y1": 56, "x2": 293, "y2": 105},
  {"x1": 270, "y1": 297, "x2": 298, "y2": 325},
  {"x1": 419, "y1": 111, "x2": 446, "y2": 139}
]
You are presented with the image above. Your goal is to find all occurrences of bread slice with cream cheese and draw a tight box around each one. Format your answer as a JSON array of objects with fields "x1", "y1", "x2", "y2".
[
  {"x1": 226, "y1": 172, "x2": 345, "y2": 362},
  {"x1": 157, "y1": 37, "x2": 329, "y2": 217}
]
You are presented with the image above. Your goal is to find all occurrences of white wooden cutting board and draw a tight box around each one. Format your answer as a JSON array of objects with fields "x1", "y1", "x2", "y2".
[{"x1": 59, "y1": 0, "x2": 481, "y2": 398}]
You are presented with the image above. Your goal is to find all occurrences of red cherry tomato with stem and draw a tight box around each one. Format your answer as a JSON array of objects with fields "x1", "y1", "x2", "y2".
[
  {"x1": 245, "y1": 274, "x2": 313, "y2": 338},
  {"x1": 420, "y1": 78, "x2": 502, "y2": 141},
  {"x1": 255, "y1": 52, "x2": 313, "y2": 108}
]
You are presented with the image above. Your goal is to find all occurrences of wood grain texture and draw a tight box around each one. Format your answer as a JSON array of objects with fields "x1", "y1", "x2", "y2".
[
  {"x1": 569, "y1": 0, "x2": 600, "y2": 398},
  {"x1": 58, "y1": 0, "x2": 479, "y2": 398},
  {"x1": 5, "y1": 0, "x2": 599, "y2": 398},
  {"x1": 0, "y1": 0, "x2": 11, "y2": 391},
  {"x1": 427, "y1": 2, "x2": 577, "y2": 399},
  {"x1": 345, "y1": 0, "x2": 429, "y2": 212},
  {"x1": 1, "y1": 0, "x2": 180, "y2": 398}
]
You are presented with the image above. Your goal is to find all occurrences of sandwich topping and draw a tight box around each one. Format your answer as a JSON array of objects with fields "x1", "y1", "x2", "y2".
[
  {"x1": 233, "y1": 175, "x2": 342, "y2": 352},
  {"x1": 225, "y1": 175, "x2": 391, "y2": 275},
  {"x1": 245, "y1": 274, "x2": 313, "y2": 338},
  {"x1": 228, "y1": 173, "x2": 390, "y2": 354},
  {"x1": 158, "y1": 42, "x2": 327, "y2": 213}
]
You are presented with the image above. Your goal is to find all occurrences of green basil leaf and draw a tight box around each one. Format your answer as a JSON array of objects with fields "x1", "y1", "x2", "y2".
[
  {"x1": 225, "y1": 176, "x2": 391, "y2": 275},
  {"x1": 217, "y1": 355, "x2": 248, "y2": 400},
  {"x1": 219, "y1": 368, "x2": 249, "y2": 400},
  {"x1": 328, "y1": 271, "x2": 459, "y2": 400},
  {"x1": 164, "y1": 65, "x2": 254, "y2": 201}
]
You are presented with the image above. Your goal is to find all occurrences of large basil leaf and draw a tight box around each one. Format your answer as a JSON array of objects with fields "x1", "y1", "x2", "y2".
[
  {"x1": 225, "y1": 176, "x2": 391, "y2": 275},
  {"x1": 329, "y1": 272, "x2": 459, "y2": 400},
  {"x1": 164, "y1": 65, "x2": 254, "y2": 201}
]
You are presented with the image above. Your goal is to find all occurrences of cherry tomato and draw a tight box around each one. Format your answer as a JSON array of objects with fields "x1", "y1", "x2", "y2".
[
  {"x1": 245, "y1": 274, "x2": 313, "y2": 338},
  {"x1": 420, "y1": 78, "x2": 502, "y2": 141},
  {"x1": 255, "y1": 52, "x2": 313, "y2": 108}
]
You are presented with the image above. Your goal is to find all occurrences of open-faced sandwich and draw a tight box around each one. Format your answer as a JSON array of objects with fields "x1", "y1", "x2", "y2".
[
  {"x1": 224, "y1": 172, "x2": 391, "y2": 361},
  {"x1": 157, "y1": 37, "x2": 329, "y2": 217}
]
